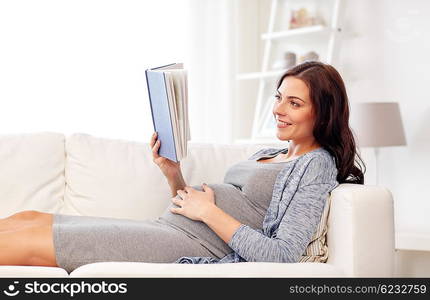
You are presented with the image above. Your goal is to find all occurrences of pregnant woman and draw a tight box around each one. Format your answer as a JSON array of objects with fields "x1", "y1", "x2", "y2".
[{"x1": 0, "y1": 61, "x2": 365, "y2": 273}]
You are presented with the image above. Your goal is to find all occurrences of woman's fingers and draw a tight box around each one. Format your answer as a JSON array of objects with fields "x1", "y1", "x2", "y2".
[
  {"x1": 152, "y1": 145, "x2": 160, "y2": 160},
  {"x1": 170, "y1": 207, "x2": 180, "y2": 214},
  {"x1": 171, "y1": 197, "x2": 183, "y2": 207},
  {"x1": 150, "y1": 132, "x2": 159, "y2": 146},
  {"x1": 151, "y1": 132, "x2": 161, "y2": 158}
]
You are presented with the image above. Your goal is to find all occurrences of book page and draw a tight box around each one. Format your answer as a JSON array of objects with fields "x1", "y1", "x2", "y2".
[
  {"x1": 182, "y1": 71, "x2": 190, "y2": 156},
  {"x1": 178, "y1": 71, "x2": 186, "y2": 155},
  {"x1": 184, "y1": 71, "x2": 190, "y2": 141},
  {"x1": 164, "y1": 72, "x2": 180, "y2": 159},
  {"x1": 168, "y1": 69, "x2": 187, "y2": 158}
]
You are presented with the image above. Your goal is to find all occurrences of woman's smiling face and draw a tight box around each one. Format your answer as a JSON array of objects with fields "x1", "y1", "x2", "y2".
[{"x1": 273, "y1": 76, "x2": 317, "y2": 142}]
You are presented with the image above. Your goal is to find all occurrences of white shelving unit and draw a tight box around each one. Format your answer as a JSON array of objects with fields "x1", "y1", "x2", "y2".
[{"x1": 235, "y1": 0, "x2": 344, "y2": 143}]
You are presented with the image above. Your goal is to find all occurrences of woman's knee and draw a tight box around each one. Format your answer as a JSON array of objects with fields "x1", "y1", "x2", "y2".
[{"x1": 9, "y1": 210, "x2": 47, "y2": 221}]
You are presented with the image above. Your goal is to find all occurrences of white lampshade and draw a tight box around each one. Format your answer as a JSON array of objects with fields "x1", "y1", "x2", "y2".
[{"x1": 350, "y1": 102, "x2": 407, "y2": 148}]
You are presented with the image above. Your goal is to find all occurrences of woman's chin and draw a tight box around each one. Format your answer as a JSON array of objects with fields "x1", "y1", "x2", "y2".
[{"x1": 275, "y1": 131, "x2": 290, "y2": 141}]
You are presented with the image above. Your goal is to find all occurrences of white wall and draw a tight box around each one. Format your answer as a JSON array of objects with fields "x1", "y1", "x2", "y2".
[
  {"x1": 339, "y1": 0, "x2": 430, "y2": 235},
  {"x1": 339, "y1": 0, "x2": 430, "y2": 277},
  {"x1": 185, "y1": 0, "x2": 236, "y2": 144},
  {"x1": 233, "y1": 0, "x2": 265, "y2": 142},
  {"x1": 0, "y1": 0, "x2": 190, "y2": 143}
]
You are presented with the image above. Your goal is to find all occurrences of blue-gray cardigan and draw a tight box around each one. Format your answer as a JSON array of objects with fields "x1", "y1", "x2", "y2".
[{"x1": 174, "y1": 146, "x2": 339, "y2": 264}]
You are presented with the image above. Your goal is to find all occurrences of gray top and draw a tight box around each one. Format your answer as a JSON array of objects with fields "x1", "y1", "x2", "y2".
[
  {"x1": 158, "y1": 152, "x2": 289, "y2": 258},
  {"x1": 174, "y1": 146, "x2": 339, "y2": 264}
]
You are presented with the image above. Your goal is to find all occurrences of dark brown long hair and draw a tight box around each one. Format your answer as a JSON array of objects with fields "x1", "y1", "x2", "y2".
[{"x1": 276, "y1": 61, "x2": 366, "y2": 184}]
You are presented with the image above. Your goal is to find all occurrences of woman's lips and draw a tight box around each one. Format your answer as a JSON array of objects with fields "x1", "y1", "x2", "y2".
[{"x1": 277, "y1": 120, "x2": 292, "y2": 128}]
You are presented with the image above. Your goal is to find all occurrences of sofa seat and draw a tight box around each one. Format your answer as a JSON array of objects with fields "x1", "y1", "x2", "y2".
[
  {"x1": 68, "y1": 262, "x2": 345, "y2": 278},
  {"x1": 0, "y1": 266, "x2": 69, "y2": 278},
  {"x1": 0, "y1": 261, "x2": 343, "y2": 278}
]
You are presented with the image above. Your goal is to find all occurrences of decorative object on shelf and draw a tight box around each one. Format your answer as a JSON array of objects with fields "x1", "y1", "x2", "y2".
[
  {"x1": 298, "y1": 50, "x2": 319, "y2": 63},
  {"x1": 289, "y1": 7, "x2": 325, "y2": 29},
  {"x1": 284, "y1": 51, "x2": 297, "y2": 68},
  {"x1": 350, "y1": 102, "x2": 407, "y2": 185},
  {"x1": 271, "y1": 51, "x2": 297, "y2": 70}
]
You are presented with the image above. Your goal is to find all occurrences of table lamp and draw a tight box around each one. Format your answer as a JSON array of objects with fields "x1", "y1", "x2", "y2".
[{"x1": 350, "y1": 102, "x2": 407, "y2": 185}]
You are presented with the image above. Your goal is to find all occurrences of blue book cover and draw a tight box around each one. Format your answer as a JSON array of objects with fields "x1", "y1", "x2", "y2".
[{"x1": 145, "y1": 64, "x2": 178, "y2": 162}]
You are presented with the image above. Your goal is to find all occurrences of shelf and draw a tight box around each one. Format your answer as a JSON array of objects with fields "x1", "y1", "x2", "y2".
[
  {"x1": 236, "y1": 69, "x2": 285, "y2": 81},
  {"x1": 261, "y1": 25, "x2": 332, "y2": 40},
  {"x1": 243, "y1": 0, "x2": 343, "y2": 139},
  {"x1": 395, "y1": 232, "x2": 430, "y2": 252}
]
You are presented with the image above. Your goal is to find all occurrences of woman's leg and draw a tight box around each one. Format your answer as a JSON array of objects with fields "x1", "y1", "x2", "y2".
[
  {"x1": 0, "y1": 210, "x2": 52, "y2": 232},
  {"x1": 0, "y1": 210, "x2": 58, "y2": 267}
]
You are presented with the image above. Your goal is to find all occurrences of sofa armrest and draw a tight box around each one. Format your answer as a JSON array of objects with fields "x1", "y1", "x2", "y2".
[{"x1": 326, "y1": 183, "x2": 395, "y2": 277}]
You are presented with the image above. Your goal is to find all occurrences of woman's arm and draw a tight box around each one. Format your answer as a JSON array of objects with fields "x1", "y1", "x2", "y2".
[
  {"x1": 226, "y1": 182, "x2": 335, "y2": 263},
  {"x1": 201, "y1": 205, "x2": 242, "y2": 244},
  {"x1": 167, "y1": 172, "x2": 187, "y2": 197}
]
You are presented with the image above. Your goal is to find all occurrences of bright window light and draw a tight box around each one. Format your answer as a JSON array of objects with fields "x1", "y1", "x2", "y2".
[{"x1": 0, "y1": 0, "x2": 190, "y2": 142}]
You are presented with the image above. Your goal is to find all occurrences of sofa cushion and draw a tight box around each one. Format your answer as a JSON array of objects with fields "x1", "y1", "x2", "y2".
[
  {"x1": 0, "y1": 132, "x2": 65, "y2": 217},
  {"x1": 68, "y1": 261, "x2": 344, "y2": 277},
  {"x1": 62, "y1": 133, "x2": 167, "y2": 220},
  {"x1": 300, "y1": 196, "x2": 331, "y2": 262},
  {"x1": 62, "y1": 133, "x2": 280, "y2": 220}
]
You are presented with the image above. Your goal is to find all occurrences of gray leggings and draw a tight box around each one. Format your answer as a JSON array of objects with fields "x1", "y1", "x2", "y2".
[{"x1": 52, "y1": 214, "x2": 215, "y2": 273}]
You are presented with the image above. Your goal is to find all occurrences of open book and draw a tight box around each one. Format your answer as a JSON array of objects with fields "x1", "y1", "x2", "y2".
[{"x1": 145, "y1": 63, "x2": 190, "y2": 162}]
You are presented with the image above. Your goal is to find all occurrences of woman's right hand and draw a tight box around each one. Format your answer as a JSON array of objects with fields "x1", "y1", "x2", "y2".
[{"x1": 149, "y1": 132, "x2": 181, "y2": 180}]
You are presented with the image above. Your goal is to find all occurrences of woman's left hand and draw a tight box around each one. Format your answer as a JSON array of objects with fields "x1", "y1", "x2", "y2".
[{"x1": 170, "y1": 183, "x2": 215, "y2": 222}]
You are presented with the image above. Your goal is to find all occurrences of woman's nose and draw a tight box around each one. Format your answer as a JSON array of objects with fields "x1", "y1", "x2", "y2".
[{"x1": 273, "y1": 101, "x2": 287, "y2": 114}]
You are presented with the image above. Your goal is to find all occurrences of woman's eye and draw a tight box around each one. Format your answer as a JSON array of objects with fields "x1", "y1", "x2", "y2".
[
  {"x1": 275, "y1": 95, "x2": 300, "y2": 107},
  {"x1": 290, "y1": 101, "x2": 300, "y2": 107}
]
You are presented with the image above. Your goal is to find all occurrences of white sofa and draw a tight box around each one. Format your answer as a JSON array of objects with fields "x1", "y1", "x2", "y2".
[{"x1": 0, "y1": 132, "x2": 395, "y2": 277}]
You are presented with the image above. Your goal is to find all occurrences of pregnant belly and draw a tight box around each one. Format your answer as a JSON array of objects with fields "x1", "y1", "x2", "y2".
[{"x1": 157, "y1": 183, "x2": 265, "y2": 257}]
